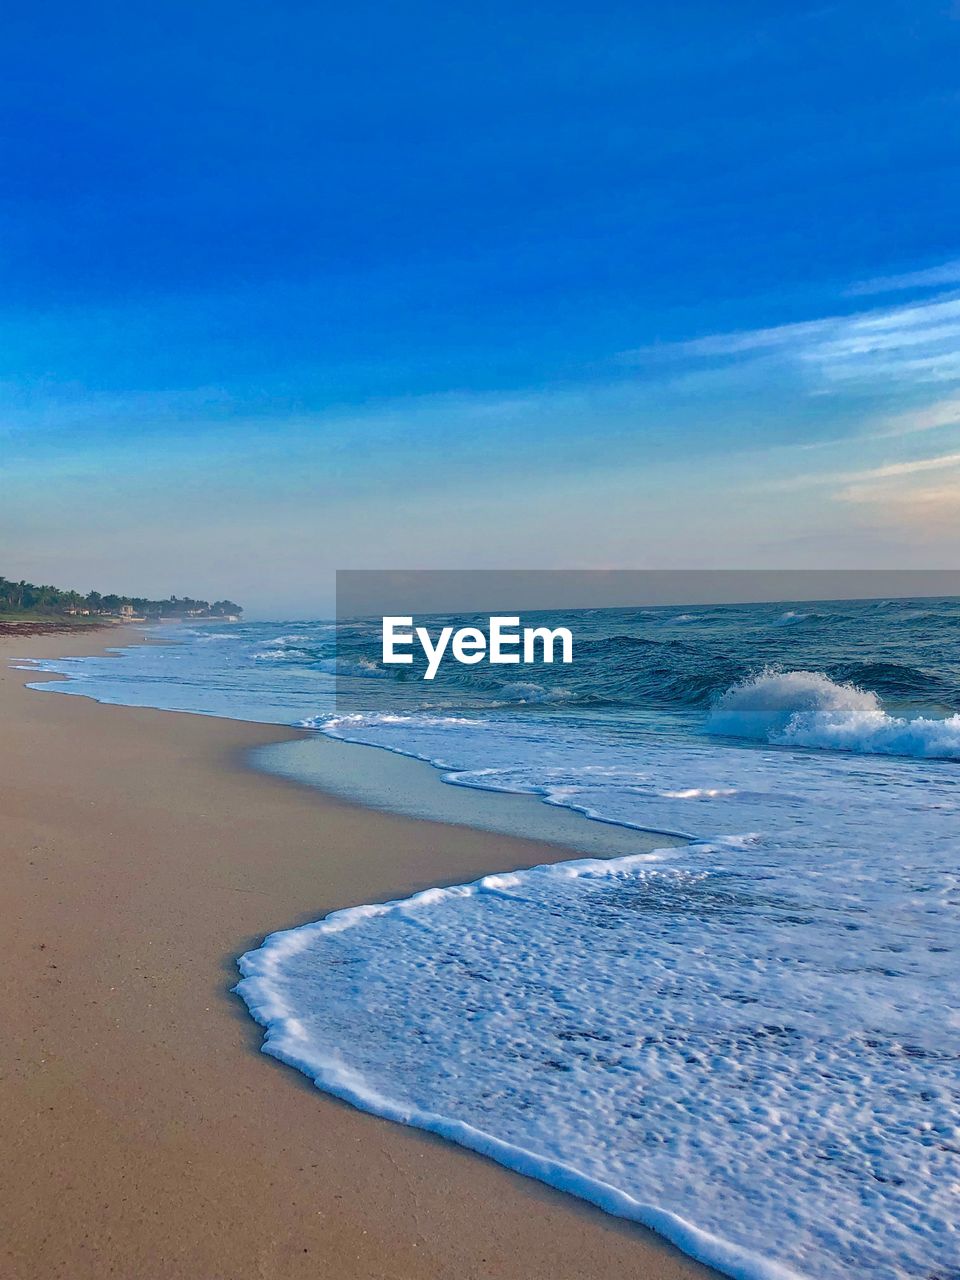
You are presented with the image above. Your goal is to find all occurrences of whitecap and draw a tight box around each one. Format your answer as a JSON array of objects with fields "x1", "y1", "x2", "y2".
[{"x1": 708, "y1": 668, "x2": 960, "y2": 759}]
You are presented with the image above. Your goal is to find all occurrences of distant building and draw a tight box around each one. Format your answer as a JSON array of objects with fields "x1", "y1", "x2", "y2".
[{"x1": 117, "y1": 603, "x2": 147, "y2": 622}]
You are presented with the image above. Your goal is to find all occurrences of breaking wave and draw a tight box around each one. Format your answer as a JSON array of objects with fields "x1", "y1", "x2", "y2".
[
  {"x1": 315, "y1": 656, "x2": 393, "y2": 679},
  {"x1": 708, "y1": 669, "x2": 960, "y2": 759}
]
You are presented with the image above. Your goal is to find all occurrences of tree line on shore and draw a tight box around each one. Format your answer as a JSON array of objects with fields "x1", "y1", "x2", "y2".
[{"x1": 0, "y1": 574, "x2": 243, "y2": 620}]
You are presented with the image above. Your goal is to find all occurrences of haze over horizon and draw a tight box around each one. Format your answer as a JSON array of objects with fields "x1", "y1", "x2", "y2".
[{"x1": 2, "y1": 2, "x2": 959, "y2": 616}]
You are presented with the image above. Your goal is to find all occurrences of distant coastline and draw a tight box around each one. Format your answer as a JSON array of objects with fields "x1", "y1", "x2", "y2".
[{"x1": 0, "y1": 571, "x2": 242, "y2": 626}]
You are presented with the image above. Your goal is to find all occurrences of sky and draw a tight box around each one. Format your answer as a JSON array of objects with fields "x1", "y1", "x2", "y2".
[{"x1": 2, "y1": 0, "x2": 959, "y2": 616}]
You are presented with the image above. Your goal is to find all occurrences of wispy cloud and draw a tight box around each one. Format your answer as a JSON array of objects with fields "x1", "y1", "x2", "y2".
[
  {"x1": 624, "y1": 284, "x2": 960, "y2": 391},
  {"x1": 774, "y1": 443, "x2": 960, "y2": 537},
  {"x1": 873, "y1": 395, "x2": 960, "y2": 439},
  {"x1": 840, "y1": 451, "x2": 960, "y2": 483},
  {"x1": 847, "y1": 259, "x2": 960, "y2": 296},
  {"x1": 778, "y1": 450, "x2": 960, "y2": 493},
  {"x1": 837, "y1": 475, "x2": 960, "y2": 533},
  {"x1": 786, "y1": 448, "x2": 960, "y2": 536}
]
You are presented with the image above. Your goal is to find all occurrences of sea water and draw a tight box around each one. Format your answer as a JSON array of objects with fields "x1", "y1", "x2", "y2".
[{"x1": 19, "y1": 598, "x2": 960, "y2": 1280}]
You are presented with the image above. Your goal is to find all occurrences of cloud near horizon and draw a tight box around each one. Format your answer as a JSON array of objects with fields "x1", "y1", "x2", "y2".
[
  {"x1": 5, "y1": 257, "x2": 960, "y2": 609},
  {"x1": 626, "y1": 291, "x2": 960, "y2": 390}
]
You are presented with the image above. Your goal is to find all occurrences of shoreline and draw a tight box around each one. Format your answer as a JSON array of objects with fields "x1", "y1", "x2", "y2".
[
  {"x1": 255, "y1": 733, "x2": 693, "y2": 858},
  {"x1": 2, "y1": 626, "x2": 719, "y2": 1280}
]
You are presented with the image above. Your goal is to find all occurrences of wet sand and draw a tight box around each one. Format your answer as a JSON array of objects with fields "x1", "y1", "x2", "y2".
[{"x1": 0, "y1": 627, "x2": 719, "y2": 1280}]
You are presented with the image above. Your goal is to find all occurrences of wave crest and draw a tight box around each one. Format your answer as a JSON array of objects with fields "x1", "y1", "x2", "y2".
[{"x1": 707, "y1": 669, "x2": 960, "y2": 759}]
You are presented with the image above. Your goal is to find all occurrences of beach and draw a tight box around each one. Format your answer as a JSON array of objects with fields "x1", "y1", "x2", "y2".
[{"x1": 0, "y1": 626, "x2": 717, "y2": 1280}]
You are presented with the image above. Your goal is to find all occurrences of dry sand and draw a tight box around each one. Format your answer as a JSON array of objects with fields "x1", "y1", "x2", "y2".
[{"x1": 0, "y1": 627, "x2": 719, "y2": 1280}]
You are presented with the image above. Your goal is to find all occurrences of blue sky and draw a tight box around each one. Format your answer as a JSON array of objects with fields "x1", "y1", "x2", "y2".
[{"x1": 2, "y1": 1, "x2": 959, "y2": 614}]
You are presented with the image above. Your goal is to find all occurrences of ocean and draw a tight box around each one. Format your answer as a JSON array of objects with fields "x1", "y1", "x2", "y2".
[{"x1": 19, "y1": 597, "x2": 960, "y2": 1280}]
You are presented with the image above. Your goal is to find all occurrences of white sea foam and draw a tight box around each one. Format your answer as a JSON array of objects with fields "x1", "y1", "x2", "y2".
[
  {"x1": 708, "y1": 669, "x2": 960, "y2": 758},
  {"x1": 496, "y1": 680, "x2": 575, "y2": 703},
  {"x1": 241, "y1": 702, "x2": 960, "y2": 1280},
  {"x1": 253, "y1": 646, "x2": 311, "y2": 661},
  {"x1": 774, "y1": 610, "x2": 810, "y2": 625},
  {"x1": 237, "y1": 862, "x2": 809, "y2": 1280},
  {"x1": 237, "y1": 738, "x2": 960, "y2": 1280},
  {"x1": 315, "y1": 656, "x2": 392, "y2": 678}
]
